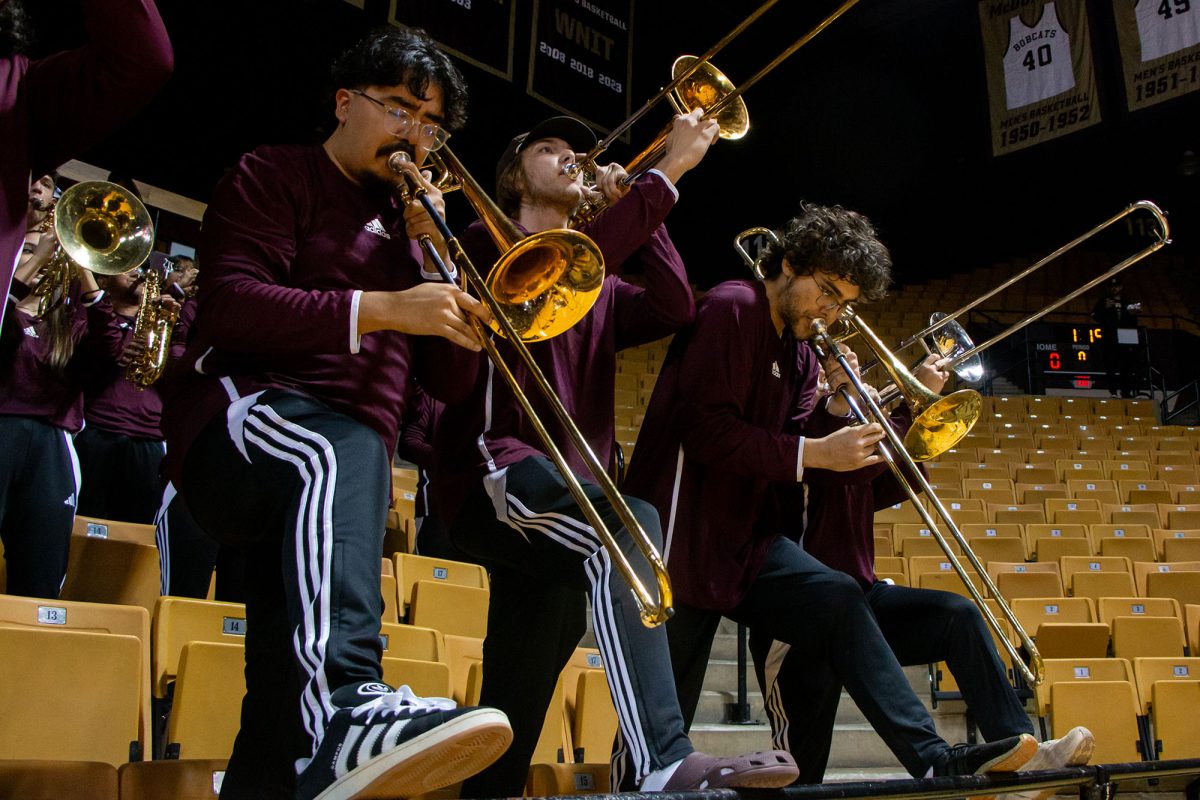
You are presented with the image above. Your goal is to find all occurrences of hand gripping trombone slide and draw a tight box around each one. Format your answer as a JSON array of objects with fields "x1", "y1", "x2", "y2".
[
  {"x1": 810, "y1": 318, "x2": 1045, "y2": 687},
  {"x1": 389, "y1": 150, "x2": 674, "y2": 626}
]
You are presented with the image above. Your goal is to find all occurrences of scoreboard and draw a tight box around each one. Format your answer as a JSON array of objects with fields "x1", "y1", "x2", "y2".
[{"x1": 1027, "y1": 322, "x2": 1143, "y2": 391}]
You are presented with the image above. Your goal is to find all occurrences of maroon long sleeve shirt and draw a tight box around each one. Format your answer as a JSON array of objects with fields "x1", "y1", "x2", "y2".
[{"x1": 161, "y1": 144, "x2": 479, "y2": 481}]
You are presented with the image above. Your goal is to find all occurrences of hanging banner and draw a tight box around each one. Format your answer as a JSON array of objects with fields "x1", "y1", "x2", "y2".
[
  {"x1": 527, "y1": 0, "x2": 634, "y2": 135},
  {"x1": 390, "y1": 0, "x2": 517, "y2": 81},
  {"x1": 978, "y1": 0, "x2": 1101, "y2": 155},
  {"x1": 1112, "y1": 0, "x2": 1200, "y2": 110}
]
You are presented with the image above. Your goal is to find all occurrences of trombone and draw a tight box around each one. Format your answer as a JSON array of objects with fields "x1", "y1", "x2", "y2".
[
  {"x1": 567, "y1": 0, "x2": 862, "y2": 227},
  {"x1": 388, "y1": 148, "x2": 673, "y2": 626},
  {"x1": 809, "y1": 319, "x2": 1045, "y2": 687}
]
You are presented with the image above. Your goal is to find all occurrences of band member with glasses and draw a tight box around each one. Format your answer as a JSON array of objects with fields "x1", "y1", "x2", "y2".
[
  {"x1": 621, "y1": 204, "x2": 1039, "y2": 786},
  {"x1": 0, "y1": 0, "x2": 172, "y2": 328},
  {"x1": 435, "y1": 112, "x2": 801, "y2": 796},
  {"x1": 753, "y1": 359, "x2": 1094, "y2": 784},
  {"x1": 160, "y1": 26, "x2": 512, "y2": 800}
]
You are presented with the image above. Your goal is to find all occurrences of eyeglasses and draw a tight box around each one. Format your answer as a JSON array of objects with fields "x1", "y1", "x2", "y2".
[
  {"x1": 812, "y1": 274, "x2": 855, "y2": 313},
  {"x1": 351, "y1": 90, "x2": 450, "y2": 151}
]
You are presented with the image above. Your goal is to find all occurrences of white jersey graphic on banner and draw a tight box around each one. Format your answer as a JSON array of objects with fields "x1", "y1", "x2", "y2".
[
  {"x1": 1003, "y1": 2, "x2": 1076, "y2": 109},
  {"x1": 1135, "y1": 0, "x2": 1200, "y2": 62}
]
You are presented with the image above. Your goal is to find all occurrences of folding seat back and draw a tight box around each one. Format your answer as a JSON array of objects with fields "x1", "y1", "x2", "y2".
[
  {"x1": 381, "y1": 656, "x2": 452, "y2": 698},
  {"x1": 526, "y1": 764, "x2": 610, "y2": 796},
  {"x1": 1105, "y1": 461, "x2": 1154, "y2": 482},
  {"x1": 1118, "y1": 478, "x2": 1167, "y2": 502},
  {"x1": 1151, "y1": 681, "x2": 1200, "y2": 759},
  {"x1": 379, "y1": 621, "x2": 443, "y2": 662},
  {"x1": 1134, "y1": 560, "x2": 1200, "y2": 597},
  {"x1": 1163, "y1": 537, "x2": 1200, "y2": 562},
  {"x1": 961, "y1": 464, "x2": 1009, "y2": 482},
  {"x1": 1056, "y1": 459, "x2": 1105, "y2": 481},
  {"x1": 1170, "y1": 484, "x2": 1200, "y2": 503},
  {"x1": 1036, "y1": 537, "x2": 1093, "y2": 563},
  {"x1": 874, "y1": 556, "x2": 907, "y2": 578},
  {"x1": 410, "y1": 581, "x2": 490, "y2": 638},
  {"x1": 918, "y1": 569, "x2": 988, "y2": 599},
  {"x1": 1013, "y1": 466, "x2": 1060, "y2": 485},
  {"x1": 1037, "y1": 657, "x2": 1133, "y2": 718},
  {"x1": 1049, "y1": 680, "x2": 1142, "y2": 763},
  {"x1": 1018, "y1": 484, "x2": 1070, "y2": 505},
  {"x1": 117, "y1": 761, "x2": 228, "y2": 800},
  {"x1": 968, "y1": 536, "x2": 1027, "y2": 566},
  {"x1": 564, "y1": 650, "x2": 617, "y2": 764},
  {"x1": 1145, "y1": 569, "x2": 1200, "y2": 609},
  {"x1": 0, "y1": 596, "x2": 151, "y2": 758},
  {"x1": 442, "y1": 634, "x2": 484, "y2": 706},
  {"x1": 1052, "y1": 509, "x2": 1105, "y2": 526},
  {"x1": 1011, "y1": 597, "x2": 1105, "y2": 658},
  {"x1": 1026, "y1": 523, "x2": 1089, "y2": 560},
  {"x1": 875, "y1": 501, "x2": 924, "y2": 524},
  {"x1": 1153, "y1": 529, "x2": 1200, "y2": 559},
  {"x1": 394, "y1": 553, "x2": 489, "y2": 618},
  {"x1": 992, "y1": 504, "x2": 1047, "y2": 526},
  {"x1": 1098, "y1": 536, "x2": 1158, "y2": 564},
  {"x1": 0, "y1": 762, "x2": 119, "y2": 800},
  {"x1": 1127, "y1": 489, "x2": 1174, "y2": 505},
  {"x1": 1067, "y1": 480, "x2": 1120, "y2": 506},
  {"x1": 1132, "y1": 656, "x2": 1200, "y2": 716},
  {"x1": 1098, "y1": 596, "x2": 1181, "y2": 627},
  {"x1": 60, "y1": 535, "x2": 160, "y2": 613},
  {"x1": 987, "y1": 561, "x2": 1064, "y2": 598},
  {"x1": 1187, "y1": 604, "x2": 1200, "y2": 658},
  {"x1": 1047, "y1": 497, "x2": 1102, "y2": 516},
  {"x1": 0, "y1": 627, "x2": 141, "y2": 766},
  {"x1": 166, "y1": 641, "x2": 246, "y2": 760},
  {"x1": 1060, "y1": 556, "x2": 1132, "y2": 590},
  {"x1": 1072, "y1": 571, "x2": 1137, "y2": 604},
  {"x1": 873, "y1": 534, "x2": 894, "y2": 557},
  {"x1": 152, "y1": 598, "x2": 248, "y2": 699},
  {"x1": 530, "y1": 674, "x2": 572, "y2": 766},
  {"x1": 1111, "y1": 616, "x2": 1186, "y2": 659}
]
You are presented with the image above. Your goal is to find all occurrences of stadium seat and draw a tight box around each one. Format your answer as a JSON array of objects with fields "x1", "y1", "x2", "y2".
[
  {"x1": 1049, "y1": 680, "x2": 1143, "y2": 762},
  {"x1": 1036, "y1": 657, "x2": 1134, "y2": 719},
  {"x1": 1012, "y1": 466, "x2": 1060, "y2": 486},
  {"x1": 1072, "y1": 571, "x2": 1138, "y2": 605},
  {"x1": 1111, "y1": 616, "x2": 1186, "y2": 659},
  {"x1": 0, "y1": 627, "x2": 141, "y2": 765},
  {"x1": 874, "y1": 534, "x2": 894, "y2": 557},
  {"x1": 410, "y1": 581, "x2": 489, "y2": 638},
  {"x1": 0, "y1": 761, "x2": 119, "y2": 800},
  {"x1": 909, "y1": 556, "x2": 985, "y2": 597},
  {"x1": 1145, "y1": 568, "x2": 1200, "y2": 610},
  {"x1": 961, "y1": 522, "x2": 1024, "y2": 541},
  {"x1": 1018, "y1": 484, "x2": 1070, "y2": 505},
  {"x1": 1098, "y1": 596, "x2": 1181, "y2": 627},
  {"x1": 0, "y1": 595, "x2": 151, "y2": 758},
  {"x1": 152, "y1": 598, "x2": 248, "y2": 701},
  {"x1": 1099, "y1": 536, "x2": 1158, "y2": 564},
  {"x1": 1036, "y1": 537, "x2": 1094, "y2": 563},
  {"x1": 1151, "y1": 681, "x2": 1200, "y2": 759},
  {"x1": 1132, "y1": 656, "x2": 1200, "y2": 717},
  {"x1": 1118, "y1": 478, "x2": 1168, "y2": 502},
  {"x1": 1011, "y1": 597, "x2": 1107, "y2": 658},
  {"x1": 393, "y1": 553, "x2": 490, "y2": 618},
  {"x1": 874, "y1": 556, "x2": 907, "y2": 579},
  {"x1": 967, "y1": 537, "x2": 1026, "y2": 566},
  {"x1": 1127, "y1": 489, "x2": 1175, "y2": 505},
  {"x1": 1186, "y1": 604, "x2": 1200, "y2": 655},
  {"x1": 1163, "y1": 537, "x2": 1200, "y2": 562},
  {"x1": 379, "y1": 621, "x2": 443, "y2": 662},
  {"x1": 1026, "y1": 523, "x2": 1090, "y2": 560},
  {"x1": 987, "y1": 561, "x2": 1064, "y2": 598},
  {"x1": 875, "y1": 501, "x2": 924, "y2": 524},
  {"x1": 1059, "y1": 556, "x2": 1133, "y2": 596},
  {"x1": 1135, "y1": 560, "x2": 1200, "y2": 597},
  {"x1": 442, "y1": 634, "x2": 484, "y2": 706},
  {"x1": 59, "y1": 534, "x2": 160, "y2": 613},
  {"x1": 165, "y1": 641, "x2": 245, "y2": 760},
  {"x1": 530, "y1": 674, "x2": 572, "y2": 768},
  {"x1": 1153, "y1": 528, "x2": 1200, "y2": 559},
  {"x1": 117, "y1": 760, "x2": 227, "y2": 800},
  {"x1": 381, "y1": 656, "x2": 452, "y2": 698},
  {"x1": 564, "y1": 651, "x2": 617, "y2": 764},
  {"x1": 527, "y1": 763, "x2": 609, "y2": 796},
  {"x1": 381, "y1": 572, "x2": 399, "y2": 624}
]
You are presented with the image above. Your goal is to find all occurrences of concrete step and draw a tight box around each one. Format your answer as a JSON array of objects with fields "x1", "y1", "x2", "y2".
[{"x1": 701, "y1": 659, "x2": 933, "y2": 698}]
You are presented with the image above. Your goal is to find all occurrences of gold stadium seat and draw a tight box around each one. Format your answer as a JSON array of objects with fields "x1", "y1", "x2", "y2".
[
  {"x1": 1036, "y1": 537, "x2": 1093, "y2": 563},
  {"x1": 909, "y1": 556, "x2": 984, "y2": 597},
  {"x1": 875, "y1": 501, "x2": 924, "y2": 524},
  {"x1": 1187, "y1": 604, "x2": 1200, "y2": 656},
  {"x1": 393, "y1": 553, "x2": 489, "y2": 619},
  {"x1": 987, "y1": 561, "x2": 1064, "y2": 598},
  {"x1": 1019, "y1": 484, "x2": 1070, "y2": 506},
  {"x1": 1163, "y1": 537, "x2": 1200, "y2": 562},
  {"x1": 530, "y1": 674, "x2": 572, "y2": 769},
  {"x1": 1072, "y1": 570, "x2": 1138, "y2": 605},
  {"x1": 968, "y1": 537, "x2": 1027, "y2": 566},
  {"x1": 1036, "y1": 657, "x2": 1133, "y2": 719},
  {"x1": 379, "y1": 621, "x2": 443, "y2": 663},
  {"x1": 527, "y1": 763, "x2": 609, "y2": 796},
  {"x1": 1132, "y1": 656, "x2": 1200, "y2": 717},
  {"x1": 1105, "y1": 461, "x2": 1154, "y2": 482},
  {"x1": 0, "y1": 595, "x2": 151, "y2": 759},
  {"x1": 1127, "y1": 489, "x2": 1175, "y2": 505},
  {"x1": 563, "y1": 649, "x2": 617, "y2": 764},
  {"x1": 117, "y1": 760, "x2": 228, "y2": 800},
  {"x1": 1119, "y1": 478, "x2": 1168, "y2": 502},
  {"x1": 166, "y1": 641, "x2": 245, "y2": 760},
  {"x1": 1049, "y1": 680, "x2": 1143, "y2": 763},
  {"x1": 1025, "y1": 523, "x2": 1090, "y2": 561},
  {"x1": 1151, "y1": 681, "x2": 1200, "y2": 759},
  {"x1": 152, "y1": 598, "x2": 248, "y2": 702},
  {"x1": 1012, "y1": 466, "x2": 1060, "y2": 486},
  {"x1": 1145, "y1": 566, "x2": 1200, "y2": 609},
  {"x1": 991, "y1": 505, "x2": 1047, "y2": 526},
  {"x1": 442, "y1": 634, "x2": 484, "y2": 706},
  {"x1": 0, "y1": 627, "x2": 141, "y2": 766},
  {"x1": 1111, "y1": 615, "x2": 1186, "y2": 659},
  {"x1": 1011, "y1": 597, "x2": 1107, "y2": 658},
  {"x1": 1134, "y1": 560, "x2": 1200, "y2": 597},
  {"x1": 0, "y1": 761, "x2": 119, "y2": 800},
  {"x1": 874, "y1": 556, "x2": 907, "y2": 579},
  {"x1": 1163, "y1": 506, "x2": 1200, "y2": 530},
  {"x1": 1098, "y1": 597, "x2": 1181, "y2": 628},
  {"x1": 873, "y1": 534, "x2": 894, "y2": 557},
  {"x1": 1066, "y1": 479, "x2": 1120, "y2": 506},
  {"x1": 381, "y1": 656, "x2": 452, "y2": 698},
  {"x1": 1159, "y1": 466, "x2": 1200, "y2": 486},
  {"x1": 1098, "y1": 535, "x2": 1158, "y2": 564},
  {"x1": 1056, "y1": 459, "x2": 1105, "y2": 482},
  {"x1": 1170, "y1": 484, "x2": 1200, "y2": 503},
  {"x1": 410, "y1": 580, "x2": 489, "y2": 638},
  {"x1": 1152, "y1": 528, "x2": 1200, "y2": 559},
  {"x1": 1059, "y1": 556, "x2": 1132, "y2": 595},
  {"x1": 59, "y1": 533, "x2": 160, "y2": 614}
]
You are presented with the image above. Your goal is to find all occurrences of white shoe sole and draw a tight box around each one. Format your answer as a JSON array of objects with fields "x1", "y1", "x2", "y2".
[{"x1": 314, "y1": 708, "x2": 513, "y2": 800}]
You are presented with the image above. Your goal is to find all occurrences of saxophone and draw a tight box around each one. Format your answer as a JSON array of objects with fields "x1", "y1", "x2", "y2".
[{"x1": 125, "y1": 264, "x2": 179, "y2": 389}]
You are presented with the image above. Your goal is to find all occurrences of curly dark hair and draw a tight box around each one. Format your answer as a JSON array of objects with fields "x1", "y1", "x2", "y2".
[
  {"x1": 0, "y1": 0, "x2": 32, "y2": 58},
  {"x1": 757, "y1": 203, "x2": 891, "y2": 303},
  {"x1": 331, "y1": 25, "x2": 468, "y2": 131}
]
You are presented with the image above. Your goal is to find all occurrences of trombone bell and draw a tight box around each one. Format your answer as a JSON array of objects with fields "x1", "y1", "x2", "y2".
[
  {"x1": 670, "y1": 56, "x2": 749, "y2": 140},
  {"x1": 905, "y1": 390, "x2": 982, "y2": 462},
  {"x1": 56, "y1": 181, "x2": 154, "y2": 276},
  {"x1": 487, "y1": 232, "x2": 604, "y2": 341}
]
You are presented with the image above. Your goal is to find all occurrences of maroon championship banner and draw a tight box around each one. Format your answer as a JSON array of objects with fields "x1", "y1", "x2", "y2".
[
  {"x1": 390, "y1": 0, "x2": 518, "y2": 80},
  {"x1": 527, "y1": 0, "x2": 634, "y2": 134}
]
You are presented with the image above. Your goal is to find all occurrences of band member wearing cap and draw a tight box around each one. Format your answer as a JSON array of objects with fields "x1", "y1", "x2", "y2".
[
  {"x1": 622, "y1": 204, "x2": 1039, "y2": 784},
  {"x1": 435, "y1": 112, "x2": 801, "y2": 795},
  {"x1": 752, "y1": 360, "x2": 1094, "y2": 784},
  {"x1": 160, "y1": 26, "x2": 512, "y2": 800}
]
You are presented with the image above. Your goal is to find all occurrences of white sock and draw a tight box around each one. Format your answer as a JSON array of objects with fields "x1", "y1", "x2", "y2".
[
  {"x1": 640, "y1": 758, "x2": 685, "y2": 791},
  {"x1": 923, "y1": 767, "x2": 934, "y2": 778}
]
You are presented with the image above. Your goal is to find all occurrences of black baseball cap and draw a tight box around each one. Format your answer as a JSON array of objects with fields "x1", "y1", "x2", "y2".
[{"x1": 495, "y1": 116, "x2": 597, "y2": 190}]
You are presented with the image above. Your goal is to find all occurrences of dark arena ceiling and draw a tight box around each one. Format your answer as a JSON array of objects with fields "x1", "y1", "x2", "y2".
[{"x1": 25, "y1": 0, "x2": 1199, "y2": 288}]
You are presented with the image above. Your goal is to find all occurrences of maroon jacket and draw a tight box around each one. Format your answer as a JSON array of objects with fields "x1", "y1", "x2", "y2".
[
  {"x1": 161, "y1": 144, "x2": 478, "y2": 481},
  {"x1": 434, "y1": 172, "x2": 694, "y2": 523},
  {"x1": 0, "y1": 0, "x2": 172, "y2": 326},
  {"x1": 77, "y1": 306, "x2": 166, "y2": 440},
  {"x1": 623, "y1": 280, "x2": 827, "y2": 612}
]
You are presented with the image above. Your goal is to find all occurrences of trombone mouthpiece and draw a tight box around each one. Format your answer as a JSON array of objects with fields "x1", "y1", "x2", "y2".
[
  {"x1": 388, "y1": 151, "x2": 412, "y2": 174},
  {"x1": 561, "y1": 163, "x2": 580, "y2": 177}
]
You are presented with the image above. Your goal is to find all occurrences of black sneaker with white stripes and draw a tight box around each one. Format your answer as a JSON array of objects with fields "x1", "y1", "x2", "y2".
[{"x1": 296, "y1": 684, "x2": 512, "y2": 800}]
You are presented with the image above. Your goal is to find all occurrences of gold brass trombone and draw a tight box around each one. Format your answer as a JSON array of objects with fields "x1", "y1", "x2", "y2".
[
  {"x1": 567, "y1": 0, "x2": 862, "y2": 227},
  {"x1": 388, "y1": 148, "x2": 673, "y2": 626},
  {"x1": 810, "y1": 318, "x2": 1044, "y2": 687}
]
